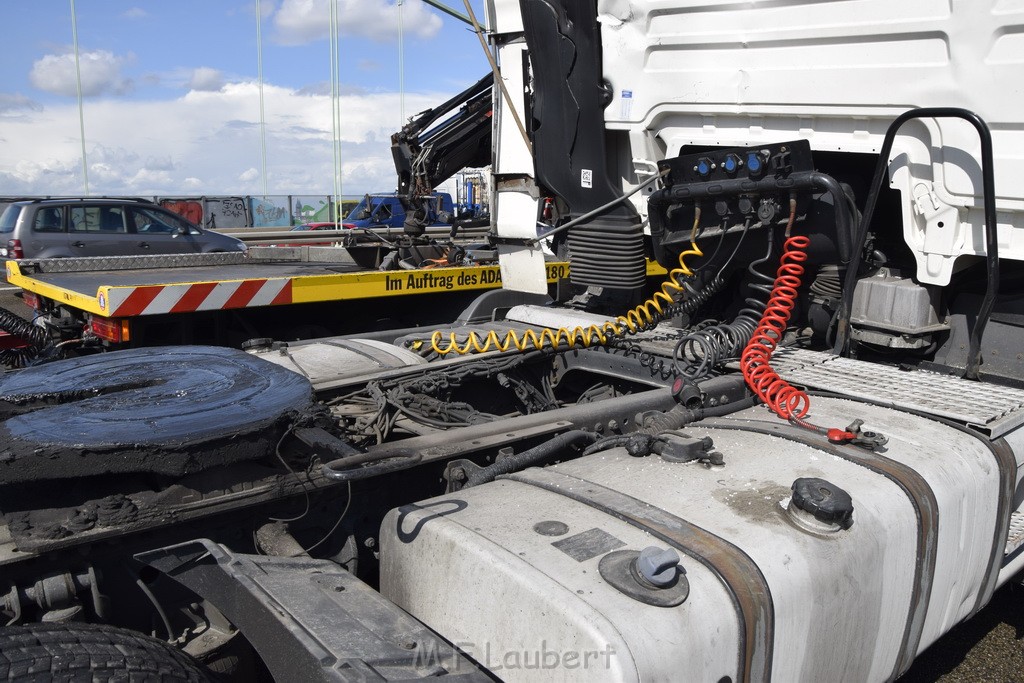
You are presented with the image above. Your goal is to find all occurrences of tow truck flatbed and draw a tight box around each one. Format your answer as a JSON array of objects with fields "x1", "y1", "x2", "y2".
[
  {"x1": 5, "y1": 249, "x2": 573, "y2": 318},
  {"x1": 3, "y1": 247, "x2": 666, "y2": 349}
]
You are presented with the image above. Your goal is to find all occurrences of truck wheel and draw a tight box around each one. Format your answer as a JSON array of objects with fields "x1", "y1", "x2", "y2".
[{"x1": 0, "y1": 622, "x2": 214, "y2": 682}]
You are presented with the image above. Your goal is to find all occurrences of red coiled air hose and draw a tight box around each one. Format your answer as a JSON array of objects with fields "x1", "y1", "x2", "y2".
[{"x1": 740, "y1": 233, "x2": 812, "y2": 420}]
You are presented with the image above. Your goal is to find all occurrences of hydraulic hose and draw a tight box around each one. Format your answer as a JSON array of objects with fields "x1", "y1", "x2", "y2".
[
  {"x1": 306, "y1": 426, "x2": 422, "y2": 482},
  {"x1": 740, "y1": 231, "x2": 813, "y2": 420},
  {"x1": 737, "y1": 202, "x2": 859, "y2": 444}
]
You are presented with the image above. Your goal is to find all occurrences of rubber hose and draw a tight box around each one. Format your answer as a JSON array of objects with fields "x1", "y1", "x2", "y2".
[
  {"x1": 640, "y1": 395, "x2": 759, "y2": 434},
  {"x1": 464, "y1": 430, "x2": 598, "y2": 489}
]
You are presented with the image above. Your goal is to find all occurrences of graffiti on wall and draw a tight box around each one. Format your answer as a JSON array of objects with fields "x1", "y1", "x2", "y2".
[
  {"x1": 207, "y1": 197, "x2": 248, "y2": 229},
  {"x1": 160, "y1": 200, "x2": 204, "y2": 225},
  {"x1": 159, "y1": 197, "x2": 248, "y2": 229},
  {"x1": 251, "y1": 197, "x2": 290, "y2": 227},
  {"x1": 293, "y1": 196, "x2": 332, "y2": 224},
  {"x1": 3, "y1": 194, "x2": 367, "y2": 229}
]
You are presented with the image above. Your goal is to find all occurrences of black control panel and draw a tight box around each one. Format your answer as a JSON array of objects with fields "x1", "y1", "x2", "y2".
[
  {"x1": 658, "y1": 139, "x2": 814, "y2": 187},
  {"x1": 648, "y1": 138, "x2": 853, "y2": 268}
]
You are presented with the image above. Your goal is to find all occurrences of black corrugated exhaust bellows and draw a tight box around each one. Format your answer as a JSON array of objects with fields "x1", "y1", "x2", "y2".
[{"x1": 567, "y1": 216, "x2": 646, "y2": 289}]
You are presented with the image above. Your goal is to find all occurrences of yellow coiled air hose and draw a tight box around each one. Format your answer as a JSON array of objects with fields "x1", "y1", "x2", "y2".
[{"x1": 428, "y1": 208, "x2": 705, "y2": 356}]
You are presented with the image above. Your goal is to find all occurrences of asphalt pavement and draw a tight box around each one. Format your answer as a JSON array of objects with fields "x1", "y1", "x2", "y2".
[{"x1": 901, "y1": 581, "x2": 1024, "y2": 681}]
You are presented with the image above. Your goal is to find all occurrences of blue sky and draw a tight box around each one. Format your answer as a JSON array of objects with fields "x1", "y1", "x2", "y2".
[{"x1": 0, "y1": 1, "x2": 489, "y2": 196}]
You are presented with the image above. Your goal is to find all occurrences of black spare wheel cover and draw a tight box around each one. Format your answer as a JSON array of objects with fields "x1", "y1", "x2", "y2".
[{"x1": 0, "y1": 346, "x2": 314, "y2": 483}]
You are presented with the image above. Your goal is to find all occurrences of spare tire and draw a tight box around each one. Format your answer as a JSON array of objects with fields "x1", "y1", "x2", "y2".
[
  {"x1": 0, "y1": 346, "x2": 314, "y2": 484},
  {"x1": 0, "y1": 622, "x2": 213, "y2": 681}
]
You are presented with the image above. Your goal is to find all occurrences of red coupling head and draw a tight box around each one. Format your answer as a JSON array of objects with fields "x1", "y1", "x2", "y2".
[{"x1": 827, "y1": 428, "x2": 856, "y2": 444}]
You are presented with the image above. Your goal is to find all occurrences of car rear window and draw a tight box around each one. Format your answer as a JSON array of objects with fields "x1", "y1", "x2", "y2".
[
  {"x1": 0, "y1": 205, "x2": 21, "y2": 233},
  {"x1": 71, "y1": 206, "x2": 127, "y2": 233},
  {"x1": 32, "y1": 206, "x2": 65, "y2": 233}
]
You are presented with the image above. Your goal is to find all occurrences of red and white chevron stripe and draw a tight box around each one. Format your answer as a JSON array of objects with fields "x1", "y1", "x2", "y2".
[{"x1": 104, "y1": 279, "x2": 293, "y2": 317}]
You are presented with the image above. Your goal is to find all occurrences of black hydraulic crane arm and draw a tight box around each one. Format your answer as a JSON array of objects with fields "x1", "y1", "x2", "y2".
[{"x1": 390, "y1": 73, "x2": 494, "y2": 235}]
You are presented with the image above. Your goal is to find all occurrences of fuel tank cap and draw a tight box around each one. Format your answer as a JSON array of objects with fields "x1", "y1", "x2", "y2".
[{"x1": 790, "y1": 477, "x2": 854, "y2": 530}]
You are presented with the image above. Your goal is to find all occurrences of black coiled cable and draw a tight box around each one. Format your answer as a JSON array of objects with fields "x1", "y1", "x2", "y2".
[
  {"x1": 614, "y1": 338, "x2": 679, "y2": 380},
  {"x1": 609, "y1": 275, "x2": 727, "y2": 379},
  {"x1": 660, "y1": 274, "x2": 725, "y2": 320},
  {"x1": 672, "y1": 229, "x2": 776, "y2": 379},
  {"x1": 0, "y1": 305, "x2": 48, "y2": 368}
]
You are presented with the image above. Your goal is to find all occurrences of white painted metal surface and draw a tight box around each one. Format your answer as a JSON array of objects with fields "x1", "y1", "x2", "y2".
[
  {"x1": 490, "y1": 33, "x2": 548, "y2": 295},
  {"x1": 720, "y1": 398, "x2": 1002, "y2": 657},
  {"x1": 590, "y1": 0, "x2": 1024, "y2": 285},
  {"x1": 248, "y1": 338, "x2": 425, "y2": 386},
  {"x1": 381, "y1": 479, "x2": 742, "y2": 682}
]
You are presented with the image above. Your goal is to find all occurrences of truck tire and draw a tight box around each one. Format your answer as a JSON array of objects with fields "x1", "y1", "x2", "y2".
[
  {"x1": 0, "y1": 346, "x2": 315, "y2": 483},
  {"x1": 0, "y1": 622, "x2": 213, "y2": 682}
]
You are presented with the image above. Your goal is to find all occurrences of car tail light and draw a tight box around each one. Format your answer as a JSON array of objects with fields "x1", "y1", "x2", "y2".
[
  {"x1": 89, "y1": 315, "x2": 131, "y2": 343},
  {"x1": 22, "y1": 291, "x2": 40, "y2": 310},
  {"x1": 7, "y1": 239, "x2": 23, "y2": 259}
]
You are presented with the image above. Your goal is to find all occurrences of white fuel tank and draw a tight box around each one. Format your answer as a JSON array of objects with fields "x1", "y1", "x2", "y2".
[{"x1": 380, "y1": 397, "x2": 1009, "y2": 682}]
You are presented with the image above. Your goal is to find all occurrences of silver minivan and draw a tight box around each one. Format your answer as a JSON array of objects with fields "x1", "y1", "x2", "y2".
[{"x1": 0, "y1": 197, "x2": 246, "y2": 259}]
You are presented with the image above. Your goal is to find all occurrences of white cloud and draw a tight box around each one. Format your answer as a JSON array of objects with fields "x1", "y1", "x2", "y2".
[
  {"x1": 272, "y1": 0, "x2": 442, "y2": 45},
  {"x1": 128, "y1": 167, "x2": 174, "y2": 192},
  {"x1": 0, "y1": 81, "x2": 450, "y2": 196},
  {"x1": 29, "y1": 50, "x2": 134, "y2": 98},
  {"x1": 188, "y1": 67, "x2": 225, "y2": 92},
  {"x1": 0, "y1": 93, "x2": 42, "y2": 115},
  {"x1": 122, "y1": 7, "x2": 148, "y2": 19}
]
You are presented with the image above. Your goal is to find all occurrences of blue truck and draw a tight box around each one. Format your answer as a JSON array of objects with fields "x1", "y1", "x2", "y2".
[{"x1": 341, "y1": 192, "x2": 454, "y2": 230}]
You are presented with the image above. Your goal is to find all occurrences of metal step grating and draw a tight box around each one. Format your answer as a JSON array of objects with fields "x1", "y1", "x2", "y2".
[
  {"x1": 1006, "y1": 511, "x2": 1024, "y2": 556},
  {"x1": 768, "y1": 348, "x2": 1024, "y2": 438}
]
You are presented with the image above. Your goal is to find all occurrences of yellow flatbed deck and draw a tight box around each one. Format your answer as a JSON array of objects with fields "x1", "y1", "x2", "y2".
[{"x1": 6, "y1": 251, "x2": 666, "y2": 319}]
